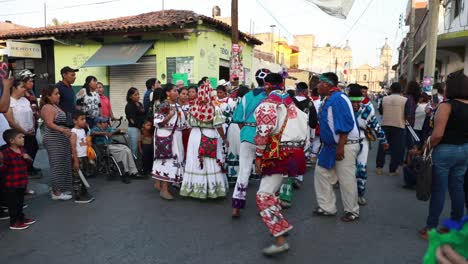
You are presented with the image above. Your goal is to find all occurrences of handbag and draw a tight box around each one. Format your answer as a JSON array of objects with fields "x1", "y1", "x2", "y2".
[
  {"x1": 199, "y1": 131, "x2": 218, "y2": 159},
  {"x1": 415, "y1": 137, "x2": 433, "y2": 201},
  {"x1": 154, "y1": 109, "x2": 178, "y2": 160}
]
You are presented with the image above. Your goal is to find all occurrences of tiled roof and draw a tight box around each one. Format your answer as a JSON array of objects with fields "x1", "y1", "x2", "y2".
[
  {"x1": 0, "y1": 10, "x2": 262, "y2": 45},
  {"x1": 0, "y1": 21, "x2": 30, "y2": 35}
]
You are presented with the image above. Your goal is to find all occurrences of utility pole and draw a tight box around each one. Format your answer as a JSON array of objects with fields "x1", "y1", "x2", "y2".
[
  {"x1": 407, "y1": 0, "x2": 415, "y2": 81},
  {"x1": 270, "y1": 25, "x2": 276, "y2": 57},
  {"x1": 230, "y1": 0, "x2": 243, "y2": 85},
  {"x1": 423, "y1": 0, "x2": 440, "y2": 103},
  {"x1": 231, "y1": 0, "x2": 239, "y2": 44},
  {"x1": 43, "y1": 2, "x2": 47, "y2": 28}
]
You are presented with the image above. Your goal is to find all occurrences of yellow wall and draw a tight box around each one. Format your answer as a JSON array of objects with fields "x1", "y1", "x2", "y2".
[
  {"x1": 53, "y1": 41, "x2": 108, "y2": 86},
  {"x1": 52, "y1": 26, "x2": 256, "y2": 88}
]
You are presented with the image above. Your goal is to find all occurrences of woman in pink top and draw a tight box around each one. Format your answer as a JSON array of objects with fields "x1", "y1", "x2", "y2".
[{"x1": 97, "y1": 82, "x2": 114, "y2": 119}]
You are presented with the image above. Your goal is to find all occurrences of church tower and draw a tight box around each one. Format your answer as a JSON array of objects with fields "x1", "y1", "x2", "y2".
[{"x1": 380, "y1": 38, "x2": 392, "y2": 68}]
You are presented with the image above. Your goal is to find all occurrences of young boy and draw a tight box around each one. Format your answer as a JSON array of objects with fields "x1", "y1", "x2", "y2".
[
  {"x1": 0, "y1": 129, "x2": 36, "y2": 230},
  {"x1": 70, "y1": 111, "x2": 95, "y2": 203}
]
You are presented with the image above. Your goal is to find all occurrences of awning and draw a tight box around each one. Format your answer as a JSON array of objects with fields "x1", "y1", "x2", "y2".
[{"x1": 82, "y1": 42, "x2": 153, "y2": 67}]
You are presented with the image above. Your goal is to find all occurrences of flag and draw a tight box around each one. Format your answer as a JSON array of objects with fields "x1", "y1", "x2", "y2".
[{"x1": 306, "y1": 0, "x2": 356, "y2": 19}]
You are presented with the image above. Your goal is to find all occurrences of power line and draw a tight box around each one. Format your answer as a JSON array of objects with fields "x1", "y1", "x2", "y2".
[
  {"x1": 255, "y1": 0, "x2": 294, "y2": 39},
  {"x1": 336, "y1": 0, "x2": 376, "y2": 47},
  {"x1": 50, "y1": 0, "x2": 121, "y2": 11},
  {"x1": 0, "y1": 0, "x2": 121, "y2": 17}
]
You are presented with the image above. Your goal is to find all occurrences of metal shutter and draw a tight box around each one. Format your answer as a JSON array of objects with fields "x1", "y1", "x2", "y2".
[{"x1": 109, "y1": 56, "x2": 156, "y2": 118}]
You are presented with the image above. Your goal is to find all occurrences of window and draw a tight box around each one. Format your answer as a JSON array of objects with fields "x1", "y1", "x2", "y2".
[{"x1": 363, "y1": 74, "x2": 367, "y2": 81}]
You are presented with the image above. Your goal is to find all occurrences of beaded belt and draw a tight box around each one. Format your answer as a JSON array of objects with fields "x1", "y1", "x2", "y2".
[
  {"x1": 244, "y1": 122, "x2": 256, "y2": 127},
  {"x1": 280, "y1": 141, "x2": 305, "y2": 148},
  {"x1": 346, "y1": 139, "x2": 361, "y2": 145}
]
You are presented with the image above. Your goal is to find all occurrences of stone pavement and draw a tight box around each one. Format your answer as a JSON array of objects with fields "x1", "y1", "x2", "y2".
[{"x1": 0, "y1": 146, "x2": 441, "y2": 264}]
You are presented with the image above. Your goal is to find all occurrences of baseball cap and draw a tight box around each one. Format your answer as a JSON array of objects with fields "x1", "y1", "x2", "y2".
[
  {"x1": 60, "y1": 66, "x2": 79, "y2": 75},
  {"x1": 95, "y1": 116, "x2": 109, "y2": 123}
]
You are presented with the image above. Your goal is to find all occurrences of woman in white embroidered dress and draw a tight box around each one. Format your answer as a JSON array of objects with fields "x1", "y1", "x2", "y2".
[
  {"x1": 152, "y1": 83, "x2": 187, "y2": 200},
  {"x1": 180, "y1": 79, "x2": 229, "y2": 199}
]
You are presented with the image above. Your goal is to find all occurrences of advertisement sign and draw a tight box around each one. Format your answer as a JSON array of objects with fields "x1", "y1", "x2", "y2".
[
  {"x1": 422, "y1": 76, "x2": 433, "y2": 93},
  {"x1": 229, "y1": 44, "x2": 244, "y2": 83},
  {"x1": 7, "y1": 41, "x2": 42, "y2": 58}
]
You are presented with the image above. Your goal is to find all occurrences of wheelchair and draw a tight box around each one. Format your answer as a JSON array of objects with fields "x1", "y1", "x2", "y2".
[{"x1": 88, "y1": 117, "x2": 139, "y2": 180}]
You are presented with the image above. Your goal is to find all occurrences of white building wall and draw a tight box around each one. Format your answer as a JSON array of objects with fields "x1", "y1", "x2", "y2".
[{"x1": 442, "y1": 0, "x2": 468, "y2": 34}]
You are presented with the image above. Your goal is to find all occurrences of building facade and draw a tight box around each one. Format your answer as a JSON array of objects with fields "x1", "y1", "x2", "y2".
[{"x1": 0, "y1": 10, "x2": 261, "y2": 116}]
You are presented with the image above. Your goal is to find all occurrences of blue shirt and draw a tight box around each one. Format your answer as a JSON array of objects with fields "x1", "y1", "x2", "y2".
[
  {"x1": 143, "y1": 89, "x2": 152, "y2": 114},
  {"x1": 232, "y1": 88, "x2": 266, "y2": 144},
  {"x1": 90, "y1": 126, "x2": 116, "y2": 145},
  {"x1": 318, "y1": 91, "x2": 356, "y2": 169}
]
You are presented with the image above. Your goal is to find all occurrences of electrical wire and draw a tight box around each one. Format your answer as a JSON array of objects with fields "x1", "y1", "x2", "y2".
[
  {"x1": 336, "y1": 0, "x2": 376, "y2": 47},
  {"x1": 0, "y1": 0, "x2": 121, "y2": 17},
  {"x1": 256, "y1": 0, "x2": 294, "y2": 39}
]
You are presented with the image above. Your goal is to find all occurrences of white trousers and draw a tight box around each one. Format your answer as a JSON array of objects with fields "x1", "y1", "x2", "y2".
[
  {"x1": 314, "y1": 143, "x2": 360, "y2": 215},
  {"x1": 232, "y1": 142, "x2": 256, "y2": 208}
]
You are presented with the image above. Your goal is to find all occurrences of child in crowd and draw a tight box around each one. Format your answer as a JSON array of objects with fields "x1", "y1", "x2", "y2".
[
  {"x1": 0, "y1": 129, "x2": 36, "y2": 230},
  {"x1": 138, "y1": 120, "x2": 154, "y2": 177},
  {"x1": 187, "y1": 85, "x2": 198, "y2": 105},
  {"x1": 70, "y1": 111, "x2": 95, "y2": 203},
  {"x1": 402, "y1": 145, "x2": 423, "y2": 189}
]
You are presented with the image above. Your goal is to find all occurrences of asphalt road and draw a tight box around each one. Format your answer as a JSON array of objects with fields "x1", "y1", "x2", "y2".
[{"x1": 0, "y1": 145, "x2": 438, "y2": 264}]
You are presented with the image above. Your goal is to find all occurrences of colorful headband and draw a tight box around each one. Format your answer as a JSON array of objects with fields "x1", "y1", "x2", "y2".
[
  {"x1": 264, "y1": 81, "x2": 284, "y2": 90},
  {"x1": 319, "y1": 75, "x2": 334, "y2": 86},
  {"x1": 348, "y1": 96, "x2": 363, "y2": 102}
]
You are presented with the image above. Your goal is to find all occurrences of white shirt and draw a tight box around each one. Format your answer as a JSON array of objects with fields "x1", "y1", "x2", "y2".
[
  {"x1": 326, "y1": 94, "x2": 360, "y2": 143},
  {"x1": 71, "y1": 128, "x2": 87, "y2": 158},
  {"x1": 77, "y1": 89, "x2": 100, "y2": 118},
  {"x1": 10, "y1": 97, "x2": 34, "y2": 132},
  {"x1": 414, "y1": 103, "x2": 428, "y2": 131},
  {"x1": 0, "y1": 114, "x2": 10, "y2": 146}
]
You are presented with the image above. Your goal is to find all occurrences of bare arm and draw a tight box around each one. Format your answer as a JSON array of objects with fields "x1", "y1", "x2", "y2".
[
  {"x1": 0, "y1": 78, "x2": 12, "y2": 113},
  {"x1": 5, "y1": 107, "x2": 29, "y2": 134},
  {"x1": 336, "y1": 133, "x2": 348, "y2": 161},
  {"x1": 42, "y1": 105, "x2": 71, "y2": 137},
  {"x1": 430, "y1": 103, "x2": 451, "y2": 148},
  {"x1": 70, "y1": 132, "x2": 79, "y2": 172}
]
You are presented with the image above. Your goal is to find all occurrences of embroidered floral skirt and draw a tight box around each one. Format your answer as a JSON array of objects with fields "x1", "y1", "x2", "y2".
[
  {"x1": 152, "y1": 130, "x2": 184, "y2": 184},
  {"x1": 225, "y1": 123, "x2": 240, "y2": 181},
  {"x1": 180, "y1": 127, "x2": 229, "y2": 199}
]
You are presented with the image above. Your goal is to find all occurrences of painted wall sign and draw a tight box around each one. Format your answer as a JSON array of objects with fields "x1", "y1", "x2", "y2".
[{"x1": 7, "y1": 41, "x2": 42, "y2": 58}]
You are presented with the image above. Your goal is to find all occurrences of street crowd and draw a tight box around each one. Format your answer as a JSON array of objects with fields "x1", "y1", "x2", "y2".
[{"x1": 0, "y1": 65, "x2": 467, "y2": 257}]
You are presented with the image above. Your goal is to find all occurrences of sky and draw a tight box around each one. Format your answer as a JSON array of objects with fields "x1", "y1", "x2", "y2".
[{"x1": 0, "y1": 0, "x2": 408, "y2": 67}]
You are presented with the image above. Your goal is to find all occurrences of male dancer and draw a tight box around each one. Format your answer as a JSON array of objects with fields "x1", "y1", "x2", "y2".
[
  {"x1": 313, "y1": 72, "x2": 361, "y2": 222},
  {"x1": 231, "y1": 69, "x2": 270, "y2": 218},
  {"x1": 254, "y1": 73, "x2": 308, "y2": 255}
]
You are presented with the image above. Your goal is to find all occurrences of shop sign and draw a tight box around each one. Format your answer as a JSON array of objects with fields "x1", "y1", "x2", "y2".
[{"x1": 7, "y1": 41, "x2": 42, "y2": 58}]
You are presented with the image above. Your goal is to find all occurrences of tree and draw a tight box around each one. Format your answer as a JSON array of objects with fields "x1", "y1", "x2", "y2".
[{"x1": 48, "y1": 18, "x2": 69, "y2": 27}]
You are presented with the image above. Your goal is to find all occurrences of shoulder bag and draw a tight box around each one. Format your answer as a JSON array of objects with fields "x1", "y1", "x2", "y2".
[
  {"x1": 415, "y1": 137, "x2": 433, "y2": 201},
  {"x1": 154, "y1": 108, "x2": 179, "y2": 160}
]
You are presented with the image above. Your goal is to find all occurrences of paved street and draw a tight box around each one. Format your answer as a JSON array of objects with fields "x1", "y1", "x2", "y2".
[{"x1": 0, "y1": 146, "x2": 435, "y2": 264}]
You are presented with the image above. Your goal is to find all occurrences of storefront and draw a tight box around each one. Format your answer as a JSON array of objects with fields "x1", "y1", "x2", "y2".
[{"x1": 0, "y1": 10, "x2": 262, "y2": 116}]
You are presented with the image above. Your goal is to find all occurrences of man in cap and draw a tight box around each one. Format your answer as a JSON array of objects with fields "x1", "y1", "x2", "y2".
[
  {"x1": 56, "y1": 66, "x2": 79, "y2": 127},
  {"x1": 231, "y1": 68, "x2": 270, "y2": 218}
]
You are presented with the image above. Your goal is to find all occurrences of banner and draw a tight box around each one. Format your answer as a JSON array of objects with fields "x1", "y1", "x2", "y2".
[
  {"x1": 7, "y1": 41, "x2": 42, "y2": 58},
  {"x1": 229, "y1": 44, "x2": 244, "y2": 83},
  {"x1": 306, "y1": 0, "x2": 356, "y2": 19},
  {"x1": 172, "y1": 73, "x2": 189, "y2": 86}
]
